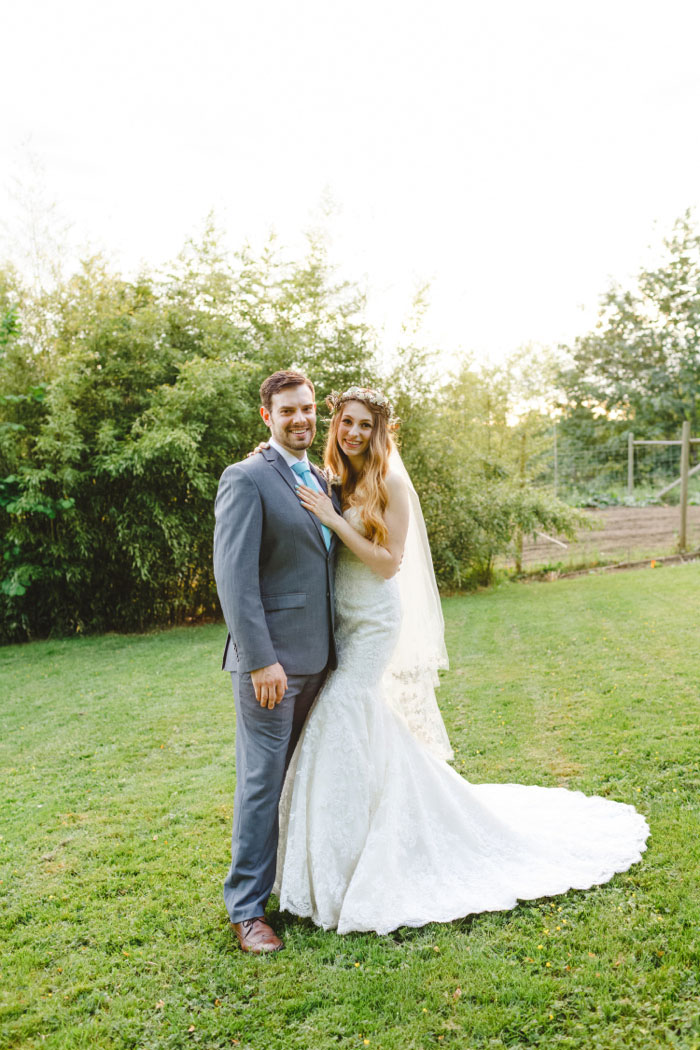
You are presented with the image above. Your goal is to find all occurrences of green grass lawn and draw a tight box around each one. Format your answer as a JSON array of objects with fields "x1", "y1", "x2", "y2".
[{"x1": 2, "y1": 565, "x2": 699, "y2": 1050}]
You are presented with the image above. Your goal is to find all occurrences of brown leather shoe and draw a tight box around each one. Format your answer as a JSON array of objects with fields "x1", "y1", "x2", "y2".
[{"x1": 231, "y1": 916, "x2": 284, "y2": 954}]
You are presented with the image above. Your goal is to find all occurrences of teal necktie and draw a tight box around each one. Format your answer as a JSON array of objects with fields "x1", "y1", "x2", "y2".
[{"x1": 291, "y1": 461, "x2": 331, "y2": 550}]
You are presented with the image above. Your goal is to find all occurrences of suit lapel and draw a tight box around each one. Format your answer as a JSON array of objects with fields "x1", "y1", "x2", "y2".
[
  {"x1": 304, "y1": 462, "x2": 334, "y2": 551},
  {"x1": 262, "y1": 448, "x2": 330, "y2": 552},
  {"x1": 309, "y1": 463, "x2": 342, "y2": 555},
  {"x1": 263, "y1": 446, "x2": 297, "y2": 495}
]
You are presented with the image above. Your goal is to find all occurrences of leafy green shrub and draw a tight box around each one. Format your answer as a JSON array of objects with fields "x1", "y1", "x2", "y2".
[
  {"x1": 0, "y1": 235, "x2": 372, "y2": 641},
  {"x1": 392, "y1": 358, "x2": 583, "y2": 589},
  {"x1": 1, "y1": 237, "x2": 583, "y2": 639}
]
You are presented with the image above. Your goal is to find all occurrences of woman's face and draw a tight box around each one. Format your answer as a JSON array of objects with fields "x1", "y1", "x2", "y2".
[{"x1": 336, "y1": 400, "x2": 374, "y2": 458}]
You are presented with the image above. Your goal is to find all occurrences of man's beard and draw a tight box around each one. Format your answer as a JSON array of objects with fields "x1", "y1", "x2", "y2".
[{"x1": 275, "y1": 422, "x2": 315, "y2": 450}]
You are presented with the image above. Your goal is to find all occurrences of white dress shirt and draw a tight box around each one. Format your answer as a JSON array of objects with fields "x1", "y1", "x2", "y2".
[{"x1": 268, "y1": 436, "x2": 316, "y2": 480}]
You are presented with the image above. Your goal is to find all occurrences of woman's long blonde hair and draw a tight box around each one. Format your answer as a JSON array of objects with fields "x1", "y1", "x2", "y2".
[{"x1": 324, "y1": 394, "x2": 395, "y2": 546}]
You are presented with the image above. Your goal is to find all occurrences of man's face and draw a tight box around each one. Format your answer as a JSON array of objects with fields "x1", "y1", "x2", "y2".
[{"x1": 260, "y1": 383, "x2": 316, "y2": 454}]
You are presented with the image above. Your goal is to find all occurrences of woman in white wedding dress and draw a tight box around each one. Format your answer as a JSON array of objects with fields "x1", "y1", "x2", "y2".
[{"x1": 273, "y1": 387, "x2": 649, "y2": 935}]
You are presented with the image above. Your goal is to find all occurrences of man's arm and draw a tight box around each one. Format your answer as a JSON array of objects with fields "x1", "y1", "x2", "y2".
[{"x1": 213, "y1": 466, "x2": 284, "y2": 701}]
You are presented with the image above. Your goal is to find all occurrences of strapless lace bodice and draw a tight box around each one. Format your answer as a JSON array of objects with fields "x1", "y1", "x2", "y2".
[{"x1": 332, "y1": 508, "x2": 401, "y2": 682}]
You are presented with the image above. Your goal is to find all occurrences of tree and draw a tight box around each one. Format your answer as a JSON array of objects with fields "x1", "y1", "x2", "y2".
[
  {"x1": 390, "y1": 351, "x2": 581, "y2": 589},
  {"x1": 0, "y1": 226, "x2": 379, "y2": 640},
  {"x1": 560, "y1": 210, "x2": 700, "y2": 438},
  {"x1": 230, "y1": 228, "x2": 375, "y2": 402},
  {"x1": 0, "y1": 224, "x2": 582, "y2": 639}
]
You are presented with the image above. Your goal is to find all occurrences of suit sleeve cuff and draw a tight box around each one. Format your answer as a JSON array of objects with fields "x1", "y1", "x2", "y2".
[{"x1": 238, "y1": 644, "x2": 279, "y2": 674}]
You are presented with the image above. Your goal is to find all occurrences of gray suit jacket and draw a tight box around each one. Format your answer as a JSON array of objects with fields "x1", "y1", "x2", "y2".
[{"x1": 213, "y1": 447, "x2": 339, "y2": 675}]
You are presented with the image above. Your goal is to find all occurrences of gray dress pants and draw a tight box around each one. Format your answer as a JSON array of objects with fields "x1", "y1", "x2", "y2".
[{"x1": 223, "y1": 668, "x2": 327, "y2": 923}]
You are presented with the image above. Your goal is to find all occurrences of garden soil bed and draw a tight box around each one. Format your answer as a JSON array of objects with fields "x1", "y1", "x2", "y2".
[{"x1": 516, "y1": 504, "x2": 700, "y2": 569}]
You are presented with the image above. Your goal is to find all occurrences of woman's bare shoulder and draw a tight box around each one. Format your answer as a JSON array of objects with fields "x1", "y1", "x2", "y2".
[
  {"x1": 385, "y1": 468, "x2": 406, "y2": 491},
  {"x1": 385, "y1": 469, "x2": 409, "y2": 506}
]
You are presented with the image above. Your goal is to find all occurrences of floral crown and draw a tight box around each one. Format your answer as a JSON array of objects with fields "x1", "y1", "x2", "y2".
[{"x1": 325, "y1": 385, "x2": 396, "y2": 423}]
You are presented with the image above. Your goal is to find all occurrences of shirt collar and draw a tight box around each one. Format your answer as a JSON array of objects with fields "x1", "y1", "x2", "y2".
[{"x1": 268, "y1": 436, "x2": 311, "y2": 471}]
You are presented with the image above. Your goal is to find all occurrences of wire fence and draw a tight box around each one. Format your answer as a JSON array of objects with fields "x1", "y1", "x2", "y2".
[{"x1": 527, "y1": 436, "x2": 700, "y2": 504}]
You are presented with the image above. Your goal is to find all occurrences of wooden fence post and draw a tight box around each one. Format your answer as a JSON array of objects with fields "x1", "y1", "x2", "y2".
[
  {"x1": 627, "y1": 432, "x2": 634, "y2": 495},
  {"x1": 679, "y1": 420, "x2": 690, "y2": 551},
  {"x1": 515, "y1": 432, "x2": 526, "y2": 573}
]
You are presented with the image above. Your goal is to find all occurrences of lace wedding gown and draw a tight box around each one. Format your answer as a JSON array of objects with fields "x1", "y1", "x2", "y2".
[{"x1": 274, "y1": 511, "x2": 649, "y2": 935}]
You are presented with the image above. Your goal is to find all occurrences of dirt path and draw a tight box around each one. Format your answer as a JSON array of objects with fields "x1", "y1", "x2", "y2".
[{"x1": 517, "y1": 505, "x2": 700, "y2": 568}]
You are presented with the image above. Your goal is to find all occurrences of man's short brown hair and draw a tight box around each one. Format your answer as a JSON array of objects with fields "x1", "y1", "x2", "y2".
[{"x1": 259, "y1": 370, "x2": 315, "y2": 410}]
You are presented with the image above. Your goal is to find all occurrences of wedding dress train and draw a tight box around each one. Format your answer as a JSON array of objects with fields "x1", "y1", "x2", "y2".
[{"x1": 274, "y1": 514, "x2": 649, "y2": 935}]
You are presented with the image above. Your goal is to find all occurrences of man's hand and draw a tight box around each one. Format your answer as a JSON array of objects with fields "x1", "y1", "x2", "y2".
[{"x1": 250, "y1": 662, "x2": 288, "y2": 709}]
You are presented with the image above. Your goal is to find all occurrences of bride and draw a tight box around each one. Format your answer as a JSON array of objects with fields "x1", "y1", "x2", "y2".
[{"x1": 273, "y1": 385, "x2": 649, "y2": 935}]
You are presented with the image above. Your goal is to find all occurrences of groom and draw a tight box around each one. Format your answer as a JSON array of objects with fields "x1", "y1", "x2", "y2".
[{"x1": 213, "y1": 369, "x2": 339, "y2": 953}]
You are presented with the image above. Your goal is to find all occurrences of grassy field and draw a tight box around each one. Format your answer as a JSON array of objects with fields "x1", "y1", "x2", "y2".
[{"x1": 2, "y1": 564, "x2": 700, "y2": 1050}]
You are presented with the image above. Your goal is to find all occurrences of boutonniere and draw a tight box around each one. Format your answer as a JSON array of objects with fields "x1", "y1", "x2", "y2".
[{"x1": 319, "y1": 467, "x2": 341, "y2": 495}]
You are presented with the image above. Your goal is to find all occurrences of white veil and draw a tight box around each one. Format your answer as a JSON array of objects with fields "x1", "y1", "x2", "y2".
[{"x1": 381, "y1": 450, "x2": 453, "y2": 761}]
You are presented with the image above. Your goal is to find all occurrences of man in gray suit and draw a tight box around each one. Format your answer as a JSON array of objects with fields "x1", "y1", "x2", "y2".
[{"x1": 213, "y1": 369, "x2": 339, "y2": 953}]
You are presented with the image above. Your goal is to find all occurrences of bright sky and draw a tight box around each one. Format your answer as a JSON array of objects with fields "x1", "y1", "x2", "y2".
[{"x1": 3, "y1": 0, "x2": 700, "y2": 364}]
